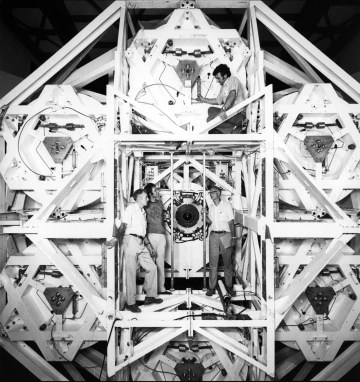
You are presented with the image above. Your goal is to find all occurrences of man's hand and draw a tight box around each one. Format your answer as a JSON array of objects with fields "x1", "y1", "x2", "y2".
[
  {"x1": 148, "y1": 245, "x2": 155, "y2": 257},
  {"x1": 219, "y1": 110, "x2": 227, "y2": 120},
  {"x1": 231, "y1": 237, "x2": 237, "y2": 247},
  {"x1": 106, "y1": 237, "x2": 118, "y2": 249},
  {"x1": 197, "y1": 95, "x2": 205, "y2": 103}
]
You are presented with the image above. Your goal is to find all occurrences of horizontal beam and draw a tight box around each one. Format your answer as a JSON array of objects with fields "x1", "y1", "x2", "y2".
[
  {"x1": 271, "y1": 222, "x2": 344, "y2": 238},
  {"x1": 124, "y1": 0, "x2": 250, "y2": 8},
  {"x1": 279, "y1": 179, "x2": 360, "y2": 189},
  {"x1": 114, "y1": 133, "x2": 265, "y2": 143},
  {"x1": 3, "y1": 223, "x2": 111, "y2": 238},
  {"x1": 235, "y1": 211, "x2": 264, "y2": 235}
]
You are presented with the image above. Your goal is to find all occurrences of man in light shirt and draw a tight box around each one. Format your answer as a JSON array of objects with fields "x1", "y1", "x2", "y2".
[
  {"x1": 197, "y1": 64, "x2": 247, "y2": 134},
  {"x1": 106, "y1": 189, "x2": 163, "y2": 313},
  {"x1": 204, "y1": 186, "x2": 237, "y2": 297}
]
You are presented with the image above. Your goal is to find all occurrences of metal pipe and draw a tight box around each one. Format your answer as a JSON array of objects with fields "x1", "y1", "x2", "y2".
[
  {"x1": 170, "y1": 151, "x2": 175, "y2": 291},
  {"x1": 217, "y1": 280, "x2": 232, "y2": 315},
  {"x1": 116, "y1": 145, "x2": 124, "y2": 218},
  {"x1": 202, "y1": 152, "x2": 207, "y2": 291},
  {"x1": 127, "y1": 155, "x2": 134, "y2": 200}
]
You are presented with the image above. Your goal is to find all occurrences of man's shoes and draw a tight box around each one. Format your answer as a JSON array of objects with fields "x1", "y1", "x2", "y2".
[
  {"x1": 159, "y1": 291, "x2": 172, "y2": 295},
  {"x1": 226, "y1": 287, "x2": 236, "y2": 297},
  {"x1": 144, "y1": 297, "x2": 163, "y2": 306},
  {"x1": 126, "y1": 304, "x2": 141, "y2": 313},
  {"x1": 206, "y1": 289, "x2": 215, "y2": 297}
]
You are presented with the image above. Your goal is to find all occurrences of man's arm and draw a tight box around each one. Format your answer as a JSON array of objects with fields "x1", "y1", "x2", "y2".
[
  {"x1": 106, "y1": 222, "x2": 126, "y2": 248},
  {"x1": 144, "y1": 237, "x2": 155, "y2": 257},
  {"x1": 218, "y1": 90, "x2": 236, "y2": 120},
  {"x1": 201, "y1": 208, "x2": 212, "y2": 225},
  {"x1": 197, "y1": 95, "x2": 219, "y2": 105},
  {"x1": 222, "y1": 90, "x2": 237, "y2": 111}
]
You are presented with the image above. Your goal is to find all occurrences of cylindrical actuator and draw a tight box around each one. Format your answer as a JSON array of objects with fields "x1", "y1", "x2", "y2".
[{"x1": 196, "y1": 76, "x2": 201, "y2": 97}]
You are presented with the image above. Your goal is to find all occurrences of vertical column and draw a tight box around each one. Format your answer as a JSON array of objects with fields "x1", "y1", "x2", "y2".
[
  {"x1": 264, "y1": 85, "x2": 275, "y2": 377},
  {"x1": 233, "y1": 153, "x2": 242, "y2": 210},
  {"x1": 0, "y1": 136, "x2": 6, "y2": 314},
  {"x1": 115, "y1": 6, "x2": 131, "y2": 135},
  {"x1": 106, "y1": 85, "x2": 116, "y2": 378}
]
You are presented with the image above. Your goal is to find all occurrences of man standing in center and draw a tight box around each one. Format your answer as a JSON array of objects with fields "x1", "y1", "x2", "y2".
[
  {"x1": 204, "y1": 186, "x2": 237, "y2": 297},
  {"x1": 106, "y1": 188, "x2": 163, "y2": 313},
  {"x1": 144, "y1": 183, "x2": 171, "y2": 295}
]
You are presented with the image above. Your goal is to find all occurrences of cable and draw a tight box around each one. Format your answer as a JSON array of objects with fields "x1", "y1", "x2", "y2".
[
  {"x1": 274, "y1": 166, "x2": 290, "y2": 175},
  {"x1": 135, "y1": 84, "x2": 185, "y2": 102},
  {"x1": 174, "y1": 313, "x2": 225, "y2": 320},
  {"x1": 64, "y1": 106, "x2": 95, "y2": 121},
  {"x1": 159, "y1": 62, "x2": 176, "y2": 104},
  {"x1": 107, "y1": 318, "x2": 121, "y2": 342},
  {"x1": 137, "y1": 100, "x2": 178, "y2": 126},
  {"x1": 211, "y1": 370, "x2": 221, "y2": 381},
  {"x1": 327, "y1": 293, "x2": 338, "y2": 317},
  {"x1": 35, "y1": 143, "x2": 55, "y2": 177},
  {"x1": 50, "y1": 321, "x2": 101, "y2": 369},
  {"x1": 292, "y1": 305, "x2": 302, "y2": 317},
  {"x1": 160, "y1": 362, "x2": 167, "y2": 381},
  {"x1": 205, "y1": 76, "x2": 214, "y2": 98},
  {"x1": 138, "y1": 358, "x2": 178, "y2": 377},
  {"x1": 98, "y1": 352, "x2": 106, "y2": 381},
  {"x1": 17, "y1": 107, "x2": 53, "y2": 177},
  {"x1": 327, "y1": 146, "x2": 337, "y2": 170}
]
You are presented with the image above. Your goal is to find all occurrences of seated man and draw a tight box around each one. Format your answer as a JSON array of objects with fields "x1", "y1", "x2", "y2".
[{"x1": 197, "y1": 64, "x2": 247, "y2": 134}]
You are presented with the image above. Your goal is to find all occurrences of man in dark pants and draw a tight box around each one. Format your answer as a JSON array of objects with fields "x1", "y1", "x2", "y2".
[
  {"x1": 144, "y1": 183, "x2": 171, "y2": 295},
  {"x1": 203, "y1": 186, "x2": 237, "y2": 297},
  {"x1": 197, "y1": 64, "x2": 247, "y2": 134}
]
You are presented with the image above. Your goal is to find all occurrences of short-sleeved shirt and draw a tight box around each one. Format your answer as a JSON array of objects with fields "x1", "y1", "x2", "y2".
[
  {"x1": 216, "y1": 76, "x2": 246, "y2": 115},
  {"x1": 121, "y1": 203, "x2": 147, "y2": 237},
  {"x1": 208, "y1": 200, "x2": 234, "y2": 232},
  {"x1": 144, "y1": 200, "x2": 165, "y2": 234}
]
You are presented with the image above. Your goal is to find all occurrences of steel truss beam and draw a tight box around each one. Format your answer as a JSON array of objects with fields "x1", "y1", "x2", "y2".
[{"x1": 1, "y1": 1, "x2": 360, "y2": 380}]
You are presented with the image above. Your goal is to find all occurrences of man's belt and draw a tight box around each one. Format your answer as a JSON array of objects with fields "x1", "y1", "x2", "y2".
[
  {"x1": 211, "y1": 231, "x2": 226, "y2": 234},
  {"x1": 129, "y1": 233, "x2": 145, "y2": 240}
]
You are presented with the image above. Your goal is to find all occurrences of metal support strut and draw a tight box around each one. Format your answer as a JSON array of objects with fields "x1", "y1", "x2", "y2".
[
  {"x1": 203, "y1": 152, "x2": 207, "y2": 291},
  {"x1": 170, "y1": 151, "x2": 175, "y2": 292}
]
